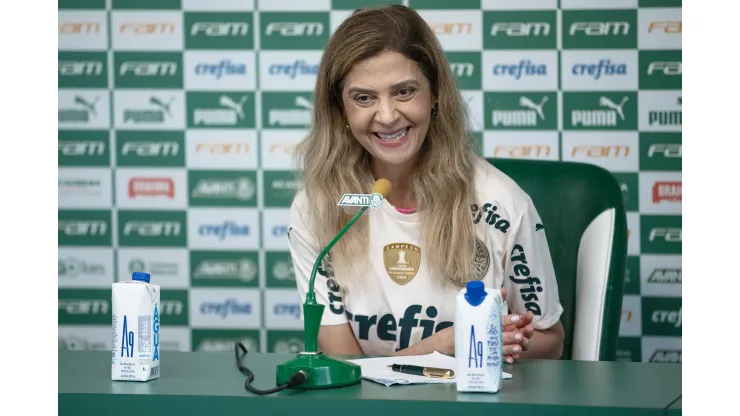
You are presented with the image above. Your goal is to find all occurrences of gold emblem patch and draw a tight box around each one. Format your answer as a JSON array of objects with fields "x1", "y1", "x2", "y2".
[{"x1": 383, "y1": 243, "x2": 421, "y2": 285}]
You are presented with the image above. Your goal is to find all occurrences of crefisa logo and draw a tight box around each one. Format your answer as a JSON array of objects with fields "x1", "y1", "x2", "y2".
[{"x1": 337, "y1": 193, "x2": 384, "y2": 209}]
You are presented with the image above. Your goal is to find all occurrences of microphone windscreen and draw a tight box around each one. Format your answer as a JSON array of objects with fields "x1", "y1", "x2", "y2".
[{"x1": 371, "y1": 179, "x2": 392, "y2": 198}]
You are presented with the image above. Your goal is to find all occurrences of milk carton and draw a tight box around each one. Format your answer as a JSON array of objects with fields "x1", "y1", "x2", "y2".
[
  {"x1": 111, "y1": 272, "x2": 161, "y2": 381},
  {"x1": 454, "y1": 280, "x2": 504, "y2": 393}
]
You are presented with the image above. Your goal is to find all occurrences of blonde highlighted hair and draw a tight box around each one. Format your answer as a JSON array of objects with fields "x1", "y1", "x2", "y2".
[{"x1": 294, "y1": 5, "x2": 481, "y2": 291}]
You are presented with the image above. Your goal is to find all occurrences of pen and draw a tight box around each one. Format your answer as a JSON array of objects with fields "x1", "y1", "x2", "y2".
[{"x1": 387, "y1": 364, "x2": 455, "y2": 379}]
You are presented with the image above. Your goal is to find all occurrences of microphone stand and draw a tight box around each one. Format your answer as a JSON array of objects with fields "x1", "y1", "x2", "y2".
[{"x1": 275, "y1": 206, "x2": 368, "y2": 389}]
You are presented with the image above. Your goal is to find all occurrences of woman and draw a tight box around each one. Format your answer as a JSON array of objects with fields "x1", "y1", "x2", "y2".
[{"x1": 288, "y1": 5, "x2": 564, "y2": 363}]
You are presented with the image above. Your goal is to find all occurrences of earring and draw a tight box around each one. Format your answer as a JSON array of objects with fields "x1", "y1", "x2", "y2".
[
  {"x1": 344, "y1": 116, "x2": 349, "y2": 129},
  {"x1": 431, "y1": 103, "x2": 438, "y2": 120}
]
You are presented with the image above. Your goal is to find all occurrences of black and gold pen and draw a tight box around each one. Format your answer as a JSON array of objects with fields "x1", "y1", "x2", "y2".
[{"x1": 387, "y1": 364, "x2": 455, "y2": 379}]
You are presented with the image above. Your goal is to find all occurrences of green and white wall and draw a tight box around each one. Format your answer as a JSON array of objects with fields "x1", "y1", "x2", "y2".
[{"x1": 58, "y1": 0, "x2": 681, "y2": 363}]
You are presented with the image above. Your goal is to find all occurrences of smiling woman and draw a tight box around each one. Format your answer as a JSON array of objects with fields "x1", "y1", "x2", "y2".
[{"x1": 288, "y1": 4, "x2": 565, "y2": 363}]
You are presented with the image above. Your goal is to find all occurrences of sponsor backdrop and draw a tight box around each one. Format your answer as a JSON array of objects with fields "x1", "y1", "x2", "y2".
[{"x1": 58, "y1": 0, "x2": 681, "y2": 363}]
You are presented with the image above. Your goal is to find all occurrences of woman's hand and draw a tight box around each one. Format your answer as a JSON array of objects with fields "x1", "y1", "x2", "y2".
[
  {"x1": 496, "y1": 286, "x2": 534, "y2": 364},
  {"x1": 502, "y1": 310, "x2": 534, "y2": 364}
]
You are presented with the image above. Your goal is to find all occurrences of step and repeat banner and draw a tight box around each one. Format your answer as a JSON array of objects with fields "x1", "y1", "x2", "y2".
[{"x1": 58, "y1": 0, "x2": 681, "y2": 363}]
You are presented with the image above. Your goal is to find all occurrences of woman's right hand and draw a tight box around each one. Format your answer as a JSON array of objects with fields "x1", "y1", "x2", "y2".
[{"x1": 502, "y1": 311, "x2": 534, "y2": 363}]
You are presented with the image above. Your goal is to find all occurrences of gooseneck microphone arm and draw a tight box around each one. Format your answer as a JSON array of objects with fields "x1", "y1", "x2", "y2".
[
  {"x1": 306, "y1": 205, "x2": 369, "y2": 302},
  {"x1": 235, "y1": 179, "x2": 392, "y2": 394}
]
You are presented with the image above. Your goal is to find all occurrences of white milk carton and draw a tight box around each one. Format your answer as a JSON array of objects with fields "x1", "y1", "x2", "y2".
[
  {"x1": 111, "y1": 272, "x2": 161, "y2": 381},
  {"x1": 454, "y1": 280, "x2": 504, "y2": 393}
]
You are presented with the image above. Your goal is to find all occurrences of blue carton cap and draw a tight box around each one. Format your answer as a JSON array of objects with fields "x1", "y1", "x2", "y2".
[
  {"x1": 466, "y1": 280, "x2": 484, "y2": 293},
  {"x1": 132, "y1": 272, "x2": 151, "y2": 283},
  {"x1": 465, "y1": 280, "x2": 486, "y2": 306}
]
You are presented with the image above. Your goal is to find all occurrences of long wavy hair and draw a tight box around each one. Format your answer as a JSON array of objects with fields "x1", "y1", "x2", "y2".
[{"x1": 294, "y1": 5, "x2": 481, "y2": 292}]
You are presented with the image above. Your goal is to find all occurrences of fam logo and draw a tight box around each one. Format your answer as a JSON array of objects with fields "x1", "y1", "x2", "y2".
[
  {"x1": 265, "y1": 22, "x2": 323, "y2": 36},
  {"x1": 420, "y1": 11, "x2": 482, "y2": 50},
  {"x1": 484, "y1": 10, "x2": 557, "y2": 50},
  {"x1": 260, "y1": 12, "x2": 329, "y2": 50},
  {"x1": 562, "y1": 9, "x2": 636, "y2": 49},
  {"x1": 58, "y1": 133, "x2": 109, "y2": 167},
  {"x1": 59, "y1": 59, "x2": 103, "y2": 76},
  {"x1": 640, "y1": 51, "x2": 682, "y2": 90},
  {"x1": 429, "y1": 21, "x2": 472, "y2": 35},
  {"x1": 117, "y1": 211, "x2": 188, "y2": 248},
  {"x1": 112, "y1": 11, "x2": 183, "y2": 51},
  {"x1": 114, "y1": 52, "x2": 184, "y2": 89},
  {"x1": 493, "y1": 145, "x2": 553, "y2": 160},
  {"x1": 59, "y1": 21, "x2": 100, "y2": 35},
  {"x1": 58, "y1": 210, "x2": 112, "y2": 247},
  {"x1": 118, "y1": 22, "x2": 175, "y2": 34},
  {"x1": 58, "y1": 52, "x2": 107, "y2": 88},
  {"x1": 186, "y1": 132, "x2": 258, "y2": 170},
  {"x1": 59, "y1": 11, "x2": 108, "y2": 51},
  {"x1": 641, "y1": 7, "x2": 681, "y2": 49},
  {"x1": 185, "y1": 12, "x2": 253, "y2": 50},
  {"x1": 648, "y1": 21, "x2": 681, "y2": 34}
]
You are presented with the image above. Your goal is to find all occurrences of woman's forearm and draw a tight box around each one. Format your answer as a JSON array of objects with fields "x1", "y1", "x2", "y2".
[{"x1": 518, "y1": 322, "x2": 564, "y2": 359}]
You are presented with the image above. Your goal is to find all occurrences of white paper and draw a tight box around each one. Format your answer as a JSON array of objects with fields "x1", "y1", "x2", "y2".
[{"x1": 345, "y1": 351, "x2": 512, "y2": 387}]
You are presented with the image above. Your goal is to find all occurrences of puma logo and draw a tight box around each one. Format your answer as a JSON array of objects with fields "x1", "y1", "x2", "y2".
[
  {"x1": 149, "y1": 96, "x2": 174, "y2": 116},
  {"x1": 519, "y1": 96, "x2": 548, "y2": 120},
  {"x1": 598, "y1": 96, "x2": 629, "y2": 120},
  {"x1": 219, "y1": 95, "x2": 248, "y2": 119},
  {"x1": 535, "y1": 223, "x2": 545, "y2": 231}
]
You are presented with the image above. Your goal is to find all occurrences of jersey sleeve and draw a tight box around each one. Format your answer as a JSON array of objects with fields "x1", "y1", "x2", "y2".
[
  {"x1": 288, "y1": 193, "x2": 349, "y2": 326},
  {"x1": 502, "y1": 199, "x2": 564, "y2": 330}
]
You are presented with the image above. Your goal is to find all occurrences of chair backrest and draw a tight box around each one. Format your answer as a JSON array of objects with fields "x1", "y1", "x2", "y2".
[{"x1": 487, "y1": 158, "x2": 628, "y2": 361}]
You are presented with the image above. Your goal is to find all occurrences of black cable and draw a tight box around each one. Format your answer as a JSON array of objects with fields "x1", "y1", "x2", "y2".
[{"x1": 234, "y1": 342, "x2": 307, "y2": 395}]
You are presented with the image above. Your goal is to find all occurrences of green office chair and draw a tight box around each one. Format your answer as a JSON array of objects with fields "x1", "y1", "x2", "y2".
[{"x1": 487, "y1": 158, "x2": 628, "y2": 361}]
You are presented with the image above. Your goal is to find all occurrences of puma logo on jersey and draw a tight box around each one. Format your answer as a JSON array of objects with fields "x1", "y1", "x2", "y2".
[
  {"x1": 470, "y1": 203, "x2": 511, "y2": 233},
  {"x1": 345, "y1": 304, "x2": 453, "y2": 350},
  {"x1": 536, "y1": 223, "x2": 544, "y2": 231},
  {"x1": 508, "y1": 244, "x2": 543, "y2": 316}
]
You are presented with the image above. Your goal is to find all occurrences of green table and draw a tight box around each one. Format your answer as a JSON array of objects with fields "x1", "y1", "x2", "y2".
[
  {"x1": 59, "y1": 351, "x2": 681, "y2": 416},
  {"x1": 665, "y1": 396, "x2": 682, "y2": 415}
]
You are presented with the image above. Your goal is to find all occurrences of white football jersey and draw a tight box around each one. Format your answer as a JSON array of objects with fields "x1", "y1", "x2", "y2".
[{"x1": 289, "y1": 158, "x2": 563, "y2": 355}]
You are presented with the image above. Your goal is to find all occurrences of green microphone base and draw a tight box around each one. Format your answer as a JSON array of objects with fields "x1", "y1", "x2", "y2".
[{"x1": 276, "y1": 352, "x2": 362, "y2": 389}]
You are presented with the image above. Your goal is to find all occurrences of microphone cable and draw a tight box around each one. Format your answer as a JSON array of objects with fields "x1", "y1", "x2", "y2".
[{"x1": 234, "y1": 342, "x2": 307, "y2": 395}]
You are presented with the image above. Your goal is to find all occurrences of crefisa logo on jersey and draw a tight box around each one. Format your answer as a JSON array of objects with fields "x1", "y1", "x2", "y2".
[{"x1": 337, "y1": 193, "x2": 384, "y2": 209}]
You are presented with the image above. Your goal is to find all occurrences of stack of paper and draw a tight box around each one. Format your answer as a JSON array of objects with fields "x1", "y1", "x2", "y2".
[{"x1": 345, "y1": 351, "x2": 513, "y2": 387}]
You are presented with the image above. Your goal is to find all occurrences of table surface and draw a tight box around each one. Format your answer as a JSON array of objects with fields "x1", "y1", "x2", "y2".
[
  {"x1": 665, "y1": 396, "x2": 682, "y2": 415},
  {"x1": 59, "y1": 351, "x2": 681, "y2": 416}
]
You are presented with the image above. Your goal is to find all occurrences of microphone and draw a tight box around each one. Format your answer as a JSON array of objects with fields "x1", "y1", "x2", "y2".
[{"x1": 272, "y1": 179, "x2": 392, "y2": 391}]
